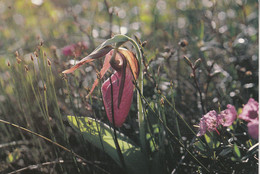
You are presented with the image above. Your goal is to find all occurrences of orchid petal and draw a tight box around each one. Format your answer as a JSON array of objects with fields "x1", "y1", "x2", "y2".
[
  {"x1": 119, "y1": 49, "x2": 139, "y2": 80},
  {"x1": 86, "y1": 52, "x2": 112, "y2": 98},
  {"x1": 102, "y1": 67, "x2": 134, "y2": 127},
  {"x1": 117, "y1": 51, "x2": 127, "y2": 108},
  {"x1": 62, "y1": 45, "x2": 113, "y2": 74}
]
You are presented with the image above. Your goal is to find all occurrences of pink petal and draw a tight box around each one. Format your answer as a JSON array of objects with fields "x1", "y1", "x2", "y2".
[
  {"x1": 62, "y1": 44, "x2": 75, "y2": 56},
  {"x1": 102, "y1": 67, "x2": 134, "y2": 127},
  {"x1": 239, "y1": 98, "x2": 259, "y2": 122},
  {"x1": 197, "y1": 110, "x2": 222, "y2": 136},
  {"x1": 197, "y1": 117, "x2": 207, "y2": 136},
  {"x1": 248, "y1": 120, "x2": 259, "y2": 140},
  {"x1": 220, "y1": 104, "x2": 237, "y2": 127}
]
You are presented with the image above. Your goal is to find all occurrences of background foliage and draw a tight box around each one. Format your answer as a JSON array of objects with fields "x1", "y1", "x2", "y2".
[{"x1": 0, "y1": 0, "x2": 258, "y2": 173}]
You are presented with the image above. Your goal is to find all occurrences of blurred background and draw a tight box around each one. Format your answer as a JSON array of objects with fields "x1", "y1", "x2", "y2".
[{"x1": 0, "y1": 0, "x2": 258, "y2": 173}]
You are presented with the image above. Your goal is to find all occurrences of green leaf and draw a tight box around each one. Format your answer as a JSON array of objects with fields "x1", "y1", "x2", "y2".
[
  {"x1": 94, "y1": 34, "x2": 130, "y2": 52},
  {"x1": 204, "y1": 132, "x2": 220, "y2": 149},
  {"x1": 67, "y1": 116, "x2": 148, "y2": 174},
  {"x1": 194, "y1": 141, "x2": 206, "y2": 152},
  {"x1": 204, "y1": 133, "x2": 214, "y2": 149},
  {"x1": 146, "y1": 124, "x2": 160, "y2": 153},
  {"x1": 199, "y1": 20, "x2": 204, "y2": 40},
  {"x1": 219, "y1": 148, "x2": 232, "y2": 157},
  {"x1": 150, "y1": 151, "x2": 162, "y2": 174},
  {"x1": 233, "y1": 143, "x2": 241, "y2": 158},
  {"x1": 6, "y1": 148, "x2": 21, "y2": 163},
  {"x1": 194, "y1": 140, "x2": 210, "y2": 158}
]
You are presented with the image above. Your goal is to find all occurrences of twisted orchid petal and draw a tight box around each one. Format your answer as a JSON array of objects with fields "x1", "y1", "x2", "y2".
[
  {"x1": 62, "y1": 46, "x2": 113, "y2": 74},
  {"x1": 87, "y1": 52, "x2": 112, "y2": 98}
]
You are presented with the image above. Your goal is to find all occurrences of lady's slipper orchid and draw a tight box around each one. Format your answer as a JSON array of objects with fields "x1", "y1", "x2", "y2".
[{"x1": 63, "y1": 46, "x2": 139, "y2": 127}]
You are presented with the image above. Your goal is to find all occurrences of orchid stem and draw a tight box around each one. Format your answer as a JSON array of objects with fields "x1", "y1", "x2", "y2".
[
  {"x1": 127, "y1": 38, "x2": 146, "y2": 153},
  {"x1": 137, "y1": 59, "x2": 145, "y2": 152}
]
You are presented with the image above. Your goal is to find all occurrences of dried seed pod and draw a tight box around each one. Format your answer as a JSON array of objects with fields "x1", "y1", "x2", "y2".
[
  {"x1": 179, "y1": 39, "x2": 188, "y2": 47},
  {"x1": 16, "y1": 57, "x2": 22, "y2": 64},
  {"x1": 160, "y1": 97, "x2": 165, "y2": 106},
  {"x1": 47, "y1": 59, "x2": 51, "y2": 66},
  {"x1": 15, "y1": 51, "x2": 19, "y2": 57},
  {"x1": 24, "y1": 65, "x2": 29, "y2": 72},
  {"x1": 34, "y1": 51, "x2": 38, "y2": 57}
]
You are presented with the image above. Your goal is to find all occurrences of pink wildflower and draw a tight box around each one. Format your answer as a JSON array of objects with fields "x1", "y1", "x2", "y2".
[
  {"x1": 219, "y1": 104, "x2": 237, "y2": 127},
  {"x1": 197, "y1": 110, "x2": 221, "y2": 136},
  {"x1": 63, "y1": 46, "x2": 139, "y2": 127},
  {"x1": 247, "y1": 120, "x2": 259, "y2": 140},
  {"x1": 62, "y1": 41, "x2": 88, "y2": 57},
  {"x1": 197, "y1": 117, "x2": 207, "y2": 136},
  {"x1": 239, "y1": 98, "x2": 259, "y2": 122}
]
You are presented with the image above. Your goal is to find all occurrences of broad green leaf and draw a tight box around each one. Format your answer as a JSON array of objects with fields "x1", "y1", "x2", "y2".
[{"x1": 67, "y1": 116, "x2": 148, "y2": 174}]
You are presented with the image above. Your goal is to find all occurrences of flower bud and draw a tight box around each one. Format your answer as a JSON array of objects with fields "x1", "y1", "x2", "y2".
[
  {"x1": 183, "y1": 56, "x2": 192, "y2": 67},
  {"x1": 194, "y1": 58, "x2": 202, "y2": 69}
]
